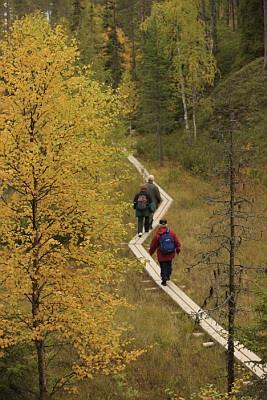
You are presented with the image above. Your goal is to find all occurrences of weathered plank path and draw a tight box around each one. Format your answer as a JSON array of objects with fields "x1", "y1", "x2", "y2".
[{"x1": 128, "y1": 155, "x2": 267, "y2": 379}]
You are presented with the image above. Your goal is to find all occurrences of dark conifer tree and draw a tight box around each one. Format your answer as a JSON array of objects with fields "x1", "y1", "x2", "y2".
[
  {"x1": 138, "y1": 20, "x2": 175, "y2": 163},
  {"x1": 103, "y1": 0, "x2": 122, "y2": 88},
  {"x1": 71, "y1": 0, "x2": 83, "y2": 31}
]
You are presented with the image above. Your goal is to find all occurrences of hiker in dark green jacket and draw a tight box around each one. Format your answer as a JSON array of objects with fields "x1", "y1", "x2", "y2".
[{"x1": 133, "y1": 184, "x2": 153, "y2": 237}]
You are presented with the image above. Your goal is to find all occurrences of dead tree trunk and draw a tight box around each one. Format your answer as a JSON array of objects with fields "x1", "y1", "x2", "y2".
[
  {"x1": 264, "y1": 0, "x2": 267, "y2": 69},
  {"x1": 227, "y1": 129, "x2": 236, "y2": 393}
]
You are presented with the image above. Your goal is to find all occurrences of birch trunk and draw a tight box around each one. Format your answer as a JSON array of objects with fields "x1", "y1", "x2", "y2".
[{"x1": 176, "y1": 40, "x2": 189, "y2": 131}]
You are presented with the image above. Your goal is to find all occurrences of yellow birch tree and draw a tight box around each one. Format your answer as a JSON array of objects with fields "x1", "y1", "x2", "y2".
[
  {"x1": 0, "y1": 13, "x2": 141, "y2": 400},
  {"x1": 152, "y1": 0, "x2": 216, "y2": 138}
]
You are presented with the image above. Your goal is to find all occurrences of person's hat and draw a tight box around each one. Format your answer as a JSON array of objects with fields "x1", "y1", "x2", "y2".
[
  {"x1": 148, "y1": 174, "x2": 154, "y2": 182},
  {"x1": 159, "y1": 219, "x2": 167, "y2": 225},
  {"x1": 140, "y1": 184, "x2": 147, "y2": 190}
]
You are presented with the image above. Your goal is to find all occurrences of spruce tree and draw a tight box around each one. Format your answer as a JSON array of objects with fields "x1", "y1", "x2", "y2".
[
  {"x1": 138, "y1": 15, "x2": 174, "y2": 162},
  {"x1": 103, "y1": 0, "x2": 123, "y2": 88},
  {"x1": 71, "y1": 0, "x2": 83, "y2": 31}
]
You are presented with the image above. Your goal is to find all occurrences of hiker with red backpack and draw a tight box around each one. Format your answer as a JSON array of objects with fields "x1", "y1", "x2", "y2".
[
  {"x1": 133, "y1": 184, "x2": 153, "y2": 237},
  {"x1": 149, "y1": 219, "x2": 181, "y2": 286}
]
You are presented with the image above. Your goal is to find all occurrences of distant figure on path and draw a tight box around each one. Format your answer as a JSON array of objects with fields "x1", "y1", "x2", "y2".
[
  {"x1": 149, "y1": 219, "x2": 181, "y2": 286},
  {"x1": 133, "y1": 184, "x2": 153, "y2": 237},
  {"x1": 146, "y1": 174, "x2": 162, "y2": 229}
]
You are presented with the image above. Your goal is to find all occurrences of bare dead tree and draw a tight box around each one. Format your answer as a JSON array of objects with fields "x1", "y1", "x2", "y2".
[
  {"x1": 188, "y1": 113, "x2": 266, "y2": 393},
  {"x1": 264, "y1": 0, "x2": 267, "y2": 69}
]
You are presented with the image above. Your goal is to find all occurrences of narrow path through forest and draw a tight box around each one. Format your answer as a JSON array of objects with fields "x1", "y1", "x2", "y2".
[{"x1": 128, "y1": 155, "x2": 267, "y2": 380}]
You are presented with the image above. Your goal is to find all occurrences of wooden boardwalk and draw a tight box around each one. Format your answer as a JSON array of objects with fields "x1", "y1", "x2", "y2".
[{"x1": 128, "y1": 155, "x2": 267, "y2": 379}]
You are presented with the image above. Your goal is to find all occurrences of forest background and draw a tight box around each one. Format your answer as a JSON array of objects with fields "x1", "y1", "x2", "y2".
[{"x1": 0, "y1": 1, "x2": 266, "y2": 400}]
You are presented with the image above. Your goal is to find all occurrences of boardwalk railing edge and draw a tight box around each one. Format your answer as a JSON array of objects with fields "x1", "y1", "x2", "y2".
[{"x1": 128, "y1": 154, "x2": 267, "y2": 379}]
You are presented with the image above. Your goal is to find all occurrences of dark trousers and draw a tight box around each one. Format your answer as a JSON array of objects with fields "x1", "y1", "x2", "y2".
[
  {"x1": 137, "y1": 216, "x2": 149, "y2": 234},
  {"x1": 159, "y1": 261, "x2": 172, "y2": 282},
  {"x1": 149, "y1": 213, "x2": 153, "y2": 229}
]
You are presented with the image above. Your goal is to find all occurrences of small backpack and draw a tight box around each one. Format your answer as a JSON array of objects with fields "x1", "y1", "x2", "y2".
[
  {"x1": 159, "y1": 229, "x2": 176, "y2": 254},
  {"x1": 136, "y1": 194, "x2": 148, "y2": 210}
]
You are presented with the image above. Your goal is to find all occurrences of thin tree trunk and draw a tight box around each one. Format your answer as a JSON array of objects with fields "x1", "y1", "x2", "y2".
[
  {"x1": 200, "y1": 0, "x2": 207, "y2": 21},
  {"x1": 209, "y1": 0, "x2": 217, "y2": 53},
  {"x1": 176, "y1": 41, "x2": 189, "y2": 131},
  {"x1": 156, "y1": 115, "x2": 164, "y2": 165},
  {"x1": 36, "y1": 341, "x2": 51, "y2": 400},
  {"x1": 230, "y1": 0, "x2": 236, "y2": 31},
  {"x1": 31, "y1": 179, "x2": 50, "y2": 399},
  {"x1": 140, "y1": 0, "x2": 145, "y2": 23},
  {"x1": 131, "y1": 30, "x2": 136, "y2": 75},
  {"x1": 225, "y1": 0, "x2": 230, "y2": 27},
  {"x1": 227, "y1": 130, "x2": 236, "y2": 393},
  {"x1": 3, "y1": 0, "x2": 11, "y2": 33},
  {"x1": 192, "y1": 106, "x2": 197, "y2": 141},
  {"x1": 264, "y1": 0, "x2": 267, "y2": 69},
  {"x1": 180, "y1": 73, "x2": 189, "y2": 131},
  {"x1": 192, "y1": 90, "x2": 197, "y2": 140}
]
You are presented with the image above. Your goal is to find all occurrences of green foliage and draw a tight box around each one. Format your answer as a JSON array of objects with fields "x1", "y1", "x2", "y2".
[
  {"x1": 0, "y1": 345, "x2": 36, "y2": 400},
  {"x1": 134, "y1": 131, "x2": 221, "y2": 176},
  {"x1": 105, "y1": 24, "x2": 123, "y2": 88},
  {"x1": 239, "y1": 283, "x2": 267, "y2": 363},
  {"x1": 216, "y1": 22, "x2": 241, "y2": 77},
  {"x1": 198, "y1": 58, "x2": 267, "y2": 174},
  {"x1": 137, "y1": 10, "x2": 176, "y2": 135}
]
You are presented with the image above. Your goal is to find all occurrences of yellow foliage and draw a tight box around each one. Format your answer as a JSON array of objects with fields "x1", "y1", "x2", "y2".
[
  {"x1": 0, "y1": 12, "x2": 141, "y2": 394},
  {"x1": 145, "y1": 0, "x2": 216, "y2": 103}
]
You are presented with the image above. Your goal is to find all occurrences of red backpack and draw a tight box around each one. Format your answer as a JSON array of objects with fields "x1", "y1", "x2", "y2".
[{"x1": 136, "y1": 194, "x2": 148, "y2": 210}]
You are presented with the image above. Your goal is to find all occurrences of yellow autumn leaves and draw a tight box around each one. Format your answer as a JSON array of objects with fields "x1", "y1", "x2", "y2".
[{"x1": 0, "y1": 12, "x2": 141, "y2": 396}]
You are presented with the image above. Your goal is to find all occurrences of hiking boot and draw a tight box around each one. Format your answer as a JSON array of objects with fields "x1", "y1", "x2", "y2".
[{"x1": 161, "y1": 280, "x2": 167, "y2": 286}]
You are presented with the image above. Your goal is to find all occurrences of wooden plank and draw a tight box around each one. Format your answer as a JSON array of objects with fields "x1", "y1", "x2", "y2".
[{"x1": 128, "y1": 155, "x2": 267, "y2": 379}]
